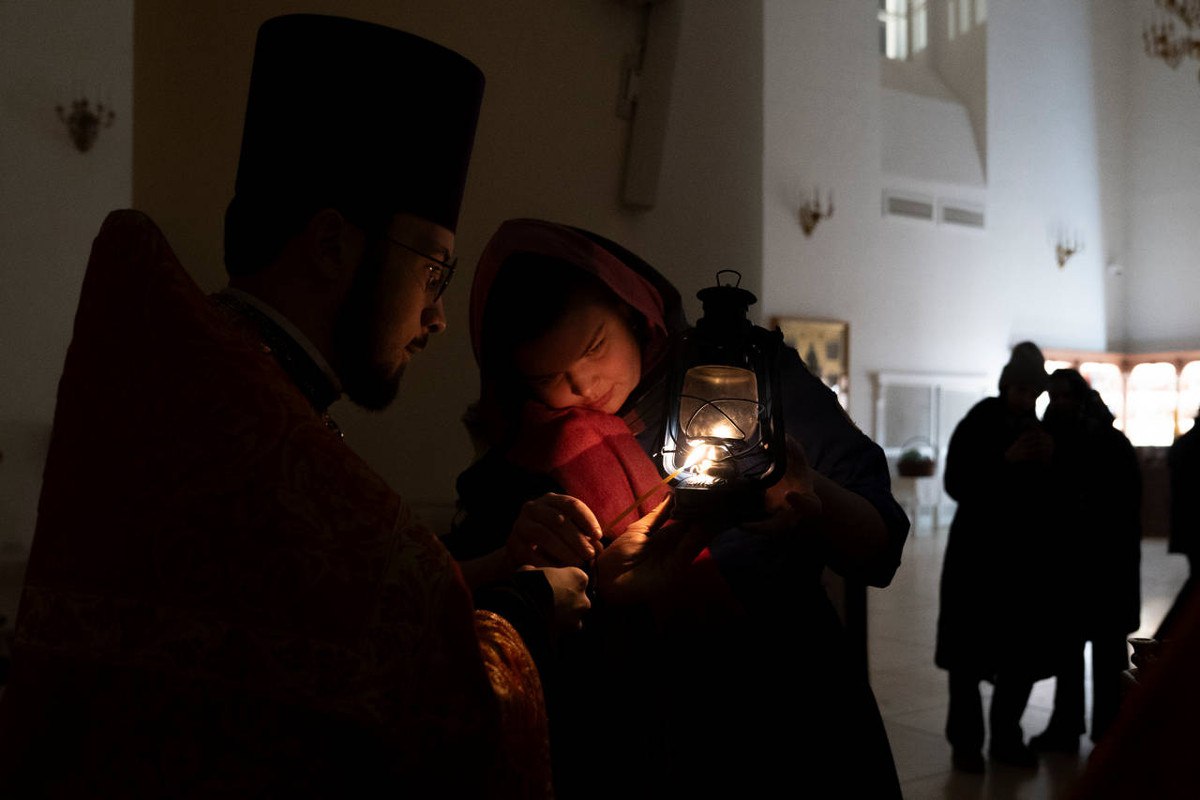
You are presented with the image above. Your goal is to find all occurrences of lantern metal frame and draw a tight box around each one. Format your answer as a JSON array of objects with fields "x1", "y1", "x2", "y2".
[{"x1": 661, "y1": 271, "x2": 787, "y2": 520}]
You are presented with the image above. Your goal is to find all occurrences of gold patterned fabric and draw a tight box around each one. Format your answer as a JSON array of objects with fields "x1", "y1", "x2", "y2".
[
  {"x1": 475, "y1": 610, "x2": 553, "y2": 798},
  {"x1": 0, "y1": 210, "x2": 550, "y2": 797}
]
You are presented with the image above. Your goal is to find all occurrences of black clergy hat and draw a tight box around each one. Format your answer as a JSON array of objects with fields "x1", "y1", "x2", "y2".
[{"x1": 231, "y1": 14, "x2": 485, "y2": 234}]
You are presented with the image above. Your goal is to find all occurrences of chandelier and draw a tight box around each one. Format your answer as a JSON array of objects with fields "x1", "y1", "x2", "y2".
[{"x1": 1145, "y1": 0, "x2": 1200, "y2": 77}]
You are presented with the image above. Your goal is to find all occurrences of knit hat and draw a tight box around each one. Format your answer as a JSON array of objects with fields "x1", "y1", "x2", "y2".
[{"x1": 999, "y1": 341, "x2": 1047, "y2": 392}]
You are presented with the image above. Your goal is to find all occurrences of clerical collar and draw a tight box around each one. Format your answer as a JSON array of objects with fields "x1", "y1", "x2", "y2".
[{"x1": 213, "y1": 288, "x2": 342, "y2": 414}]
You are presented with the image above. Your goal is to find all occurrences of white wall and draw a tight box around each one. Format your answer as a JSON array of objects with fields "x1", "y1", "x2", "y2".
[
  {"x1": 987, "y1": 0, "x2": 1111, "y2": 348},
  {"x1": 880, "y1": 87, "x2": 984, "y2": 185},
  {"x1": 1091, "y1": 0, "x2": 1133, "y2": 350},
  {"x1": 928, "y1": 0, "x2": 988, "y2": 173},
  {"x1": 763, "y1": 0, "x2": 1126, "y2": 430},
  {"x1": 0, "y1": 0, "x2": 134, "y2": 556},
  {"x1": 620, "y1": 0, "x2": 764, "y2": 318},
  {"x1": 1127, "y1": 0, "x2": 1200, "y2": 351}
]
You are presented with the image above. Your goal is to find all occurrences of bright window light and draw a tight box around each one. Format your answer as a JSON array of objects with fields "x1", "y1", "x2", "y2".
[{"x1": 1126, "y1": 362, "x2": 1179, "y2": 446}]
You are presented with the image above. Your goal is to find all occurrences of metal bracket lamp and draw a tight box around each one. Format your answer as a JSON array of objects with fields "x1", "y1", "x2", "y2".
[
  {"x1": 1144, "y1": 0, "x2": 1200, "y2": 79},
  {"x1": 799, "y1": 187, "x2": 834, "y2": 237},
  {"x1": 56, "y1": 97, "x2": 115, "y2": 153},
  {"x1": 1055, "y1": 235, "x2": 1082, "y2": 269}
]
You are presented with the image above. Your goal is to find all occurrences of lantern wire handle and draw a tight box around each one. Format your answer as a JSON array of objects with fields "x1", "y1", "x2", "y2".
[
  {"x1": 715, "y1": 269, "x2": 742, "y2": 288},
  {"x1": 681, "y1": 397, "x2": 753, "y2": 443},
  {"x1": 679, "y1": 395, "x2": 768, "y2": 462}
]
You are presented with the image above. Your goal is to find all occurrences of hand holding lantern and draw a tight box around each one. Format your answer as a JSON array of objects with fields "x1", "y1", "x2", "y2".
[
  {"x1": 594, "y1": 497, "x2": 716, "y2": 606},
  {"x1": 743, "y1": 436, "x2": 824, "y2": 536}
]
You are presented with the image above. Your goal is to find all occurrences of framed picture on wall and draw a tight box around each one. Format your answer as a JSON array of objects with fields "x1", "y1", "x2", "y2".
[{"x1": 772, "y1": 317, "x2": 850, "y2": 408}]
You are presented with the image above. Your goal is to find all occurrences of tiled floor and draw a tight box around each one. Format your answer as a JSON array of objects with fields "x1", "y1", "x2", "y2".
[{"x1": 871, "y1": 527, "x2": 1189, "y2": 799}]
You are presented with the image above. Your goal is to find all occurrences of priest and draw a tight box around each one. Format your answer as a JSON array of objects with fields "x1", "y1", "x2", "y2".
[{"x1": 0, "y1": 14, "x2": 556, "y2": 797}]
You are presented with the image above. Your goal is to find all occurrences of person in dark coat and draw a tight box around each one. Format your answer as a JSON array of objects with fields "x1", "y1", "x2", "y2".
[
  {"x1": 1158, "y1": 415, "x2": 1200, "y2": 639},
  {"x1": 1032, "y1": 368, "x2": 1141, "y2": 750},
  {"x1": 936, "y1": 341, "x2": 1068, "y2": 772},
  {"x1": 1068, "y1": 576, "x2": 1200, "y2": 800},
  {"x1": 446, "y1": 218, "x2": 910, "y2": 798},
  {"x1": 0, "y1": 16, "x2": 558, "y2": 797}
]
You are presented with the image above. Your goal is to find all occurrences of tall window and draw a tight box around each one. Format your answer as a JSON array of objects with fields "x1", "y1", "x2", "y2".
[
  {"x1": 1178, "y1": 361, "x2": 1200, "y2": 435},
  {"x1": 1125, "y1": 363, "x2": 1179, "y2": 446},
  {"x1": 947, "y1": 0, "x2": 986, "y2": 40},
  {"x1": 913, "y1": 1, "x2": 928, "y2": 53},
  {"x1": 880, "y1": 0, "x2": 928, "y2": 60}
]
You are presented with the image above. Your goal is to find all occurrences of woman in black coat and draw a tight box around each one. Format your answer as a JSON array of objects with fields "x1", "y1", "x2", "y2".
[
  {"x1": 936, "y1": 342, "x2": 1072, "y2": 771},
  {"x1": 1031, "y1": 368, "x2": 1140, "y2": 749},
  {"x1": 447, "y1": 218, "x2": 909, "y2": 797}
]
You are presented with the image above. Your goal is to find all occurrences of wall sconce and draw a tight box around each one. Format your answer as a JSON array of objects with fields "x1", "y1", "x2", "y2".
[
  {"x1": 799, "y1": 187, "x2": 834, "y2": 237},
  {"x1": 1144, "y1": 0, "x2": 1200, "y2": 80},
  {"x1": 1055, "y1": 234, "x2": 1083, "y2": 269},
  {"x1": 56, "y1": 97, "x2": 115, "y2": 153}
]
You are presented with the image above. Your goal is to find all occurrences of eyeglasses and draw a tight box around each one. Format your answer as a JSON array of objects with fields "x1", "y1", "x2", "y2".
[{"x1": 384, "y1": 235, "x2": 457, "y2": 301}]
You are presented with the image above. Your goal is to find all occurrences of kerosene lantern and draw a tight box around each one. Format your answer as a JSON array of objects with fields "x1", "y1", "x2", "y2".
[{"x1": 661, "y1": 270, "x2": 787, "y2": 519}]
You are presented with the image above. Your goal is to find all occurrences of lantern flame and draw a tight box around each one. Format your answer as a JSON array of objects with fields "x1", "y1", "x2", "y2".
[
  {"x1": 709, "y1": 422, "x2": 737, "y2": 440},
  {"x1": 679, "y1": 440, "x2": 728, "y2": 485},
  {"x1": 683, "y1": 446, "x2": 708, "y2": 470}
]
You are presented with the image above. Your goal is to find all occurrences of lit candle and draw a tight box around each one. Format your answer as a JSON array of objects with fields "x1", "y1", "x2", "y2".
[{"x1": 600, "y1": 447, "x2": 706, "y2": 536}]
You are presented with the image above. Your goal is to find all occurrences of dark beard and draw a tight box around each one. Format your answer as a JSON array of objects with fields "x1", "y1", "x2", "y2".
[{"x1": 332, "y1": 244, "x2": 404, "y2": 411}]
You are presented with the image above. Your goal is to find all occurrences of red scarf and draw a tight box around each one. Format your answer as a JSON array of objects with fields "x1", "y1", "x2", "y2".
[{"x1": 506, "y1": 404, "x2": 670, "y2": 536}]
